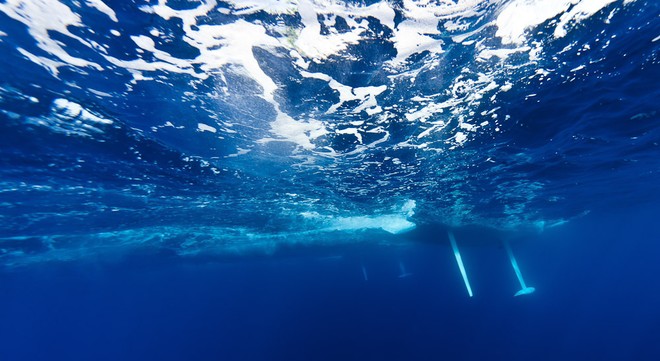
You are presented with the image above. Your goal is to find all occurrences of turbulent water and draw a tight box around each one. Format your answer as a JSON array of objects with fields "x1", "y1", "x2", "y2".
[{"x1": 0, "y1": 0, "x2": 658, "y2": 267}]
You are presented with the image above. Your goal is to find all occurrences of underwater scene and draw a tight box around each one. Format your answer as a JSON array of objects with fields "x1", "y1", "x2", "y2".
[{"x1": 1, "y1": 0, "x2": 659, "y2": 360}]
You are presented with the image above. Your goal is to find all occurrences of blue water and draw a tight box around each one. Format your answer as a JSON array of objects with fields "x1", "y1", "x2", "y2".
[
  {"x1": 1, "y1": 0, "x2": 659, "y2": 360},
  {"x1": 2, "y1": 208, "x2": 660, "y2": 360}
]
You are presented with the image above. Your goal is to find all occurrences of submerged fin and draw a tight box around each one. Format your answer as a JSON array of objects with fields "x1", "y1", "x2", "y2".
[
  {"x1": 514, "y1": 287, "x2": 536, "y2": 297},
  {"x1": 448, "y1": 230, "x2": 473, "y2": 297},
  {"x1": 504, "y1": 240, "x2": 536, "y2": 297},
  {"x1": 398, "y1": 261, "x2": 413, "y2": 278}
]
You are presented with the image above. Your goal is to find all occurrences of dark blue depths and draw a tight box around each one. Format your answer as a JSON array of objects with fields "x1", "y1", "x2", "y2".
[{"x1": 1, "y1": 206, "x2": 660, "y2": 361}]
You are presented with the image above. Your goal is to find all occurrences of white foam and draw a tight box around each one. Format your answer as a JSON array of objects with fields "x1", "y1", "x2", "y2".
[
  {"x1": 329, "y1": 214, "x2": 416, "y2": 234},
  {"x1": 496, "y1": 0, "x2": 620, "y2": 45},
  {"x1": 1, "y1": 0, "x2": 624, "y2": 183},
  {"x1": 197, "y1": 123, "x2": 217, "y2": 133},
  {"x1": 401, "y1": 199, "x2": 416, "y2": 217},
  {"x1": 88, "y1": 89, "x2": 112, "y2": 98},
  {"x1": 570, "y1": 64, "x2": 586, "y2": 72},
  {"x1": 300, "y1": 71, "x2": 386, "y2": 115},
  {"x1": 337, "y1": 128, "x2": 363, "y2": 143},
  {"x1": 554, "y1": 0, "x2": 617, "y2": 39},
  {"x1": 190, "y1": 20, "x2": 281, "y2": 99},
  {"x1": 454, "y1": 131, "x2": 467, "y2": 144},
  {"x1": 0, "y1": 0, "x2": 103, "y2": 75},
  {"x1": 295, "y1": 0, "x2": 364, "y2": 61},
  {"x1": 477, "y1": 47, "x2": 531, "y2": 61},
  {"x1": 405, "y1": 99, "x2": 457, "y2": 123},
  {"x1": 141, "y1": 0, "x2": 218, "y2": 22},
  {"x1": 388, "y1": 0, "x2": 489, "y2": 66},
  {"x1": 85, "y1": 0, "x2": 117, "y2": 22},
  {"x1": 130, "y1": 35, "x2": 197, "y2": 73},
  {"x1": 225, "y1": 147, "x2": 252, "y2": 158},
  {"x1": 103, "y1": 54, "x2": 198, "y2": 79},
  {"x1": 328, "y1": 200, "x2": 417, "y2": 235},
  {"x1": 17, "y1": 48, "x2": 65, "y2": 76},
  {"x1": 99, "y1": 0, "x2": 496, "y2": 152},
  {"x1": 130, "y1": 2, "x2": 329, "y2": 149},
  {"x1": 389, "y1": 18, "x2": 443, "y2": 66},
  {"x1": 496, "y1": 0, "x2": 574, "y2": 45},
  {"x1": 53, "y1": 98, "x2": 83, "y2": 118},
  {"x1": 23, "y1": 98, "x2": 113, "y2": 137},
  {"x1": 225, "y1": 0, "x2": 297, "y2": 16},
  {"x1": 265, "y1": 112, "x2": 328, "y2": 150},
  {"x1": 53, "y1": 98, "x2": 113, "y2": 124},
  {"x1": 221, "y1": 0, "x2": 397, "y2": 63},
  {"x1": 300, "y1": 200, "x2": 417, "y2": 235}
]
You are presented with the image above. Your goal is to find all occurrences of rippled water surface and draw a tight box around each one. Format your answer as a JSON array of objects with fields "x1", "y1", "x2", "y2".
[{"x1": 0, "y1": 1, "x2": 659, "y2": 360}]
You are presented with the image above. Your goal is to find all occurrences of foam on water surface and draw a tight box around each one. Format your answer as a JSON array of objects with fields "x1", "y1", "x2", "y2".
[{"x1": 0, "y1": 0, "x2": 657, "y2": 266}]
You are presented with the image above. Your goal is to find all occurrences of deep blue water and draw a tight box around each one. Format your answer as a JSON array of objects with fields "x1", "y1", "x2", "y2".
[
  {"x1": 1, "y1": 0, "x2": 659, "y2": 360},
  {"x1": 2, "y1": 206, "x2": 660, "y2": 360}
]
